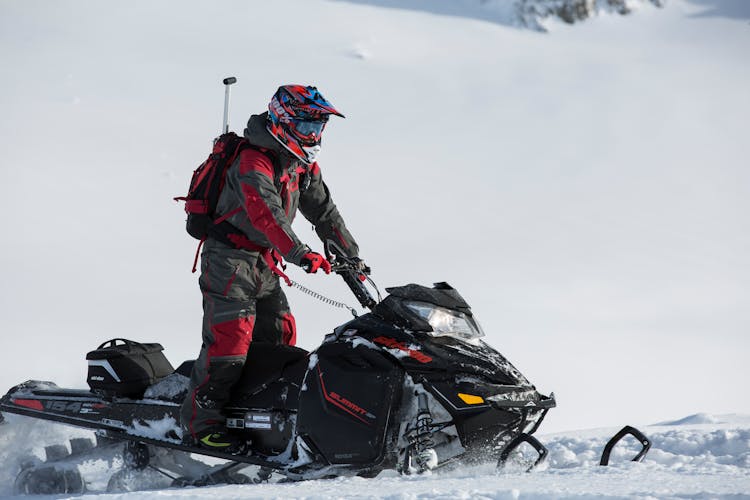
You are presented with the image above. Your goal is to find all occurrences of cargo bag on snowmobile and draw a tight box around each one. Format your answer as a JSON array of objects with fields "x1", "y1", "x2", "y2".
[{"x1": 86, "y1": 338, "x2": 174, "y2": 397}]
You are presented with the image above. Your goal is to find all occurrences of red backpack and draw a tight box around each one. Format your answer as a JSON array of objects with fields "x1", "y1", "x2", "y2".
[{"x1": 174, "y1": 132, "x2": 250, "y2": 241}]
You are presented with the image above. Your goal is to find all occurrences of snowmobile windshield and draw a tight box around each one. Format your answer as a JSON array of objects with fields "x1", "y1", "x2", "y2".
[{"x1": 404, "y1": 301, "x2": 485, "y2": 344}]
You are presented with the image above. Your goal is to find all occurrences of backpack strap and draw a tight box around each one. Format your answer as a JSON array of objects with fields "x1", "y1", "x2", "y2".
[{"x1": 191, "y1": 236, "x2": 207, "y2": 273}]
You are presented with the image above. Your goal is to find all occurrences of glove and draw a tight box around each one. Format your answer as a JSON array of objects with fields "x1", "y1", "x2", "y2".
[{"x1": 300, "y1": 252, "x2": 331, "y2": 274}]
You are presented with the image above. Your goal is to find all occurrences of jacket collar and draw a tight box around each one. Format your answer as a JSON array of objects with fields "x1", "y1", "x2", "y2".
[{"x1": 244, "y1": 112, "x2": 299, "y2": 168}]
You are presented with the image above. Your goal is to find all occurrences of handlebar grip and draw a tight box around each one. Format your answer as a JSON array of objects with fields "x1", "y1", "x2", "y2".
[
  {"x1": 341, "y1": 270, "x2": 376, "y2": 310},
  {"x1": 223, "y1": 77, "x2": 237, "y2": 85}
]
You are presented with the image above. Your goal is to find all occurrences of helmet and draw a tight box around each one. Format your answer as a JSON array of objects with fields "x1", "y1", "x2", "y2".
[{"x1": 267, "y1": 85, "x2": 344, "y2": 164}]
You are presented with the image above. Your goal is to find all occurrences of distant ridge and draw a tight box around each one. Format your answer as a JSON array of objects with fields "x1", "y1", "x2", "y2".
[
  {"x1": 333, "y1": 0, "x2": 664, "y2": 31},
  {"x1": 657, "y1": 413, "x2": 722, "y2": 425},
  {"x1": 655, "y1": 413, "x2": 750, "y2": 426}
]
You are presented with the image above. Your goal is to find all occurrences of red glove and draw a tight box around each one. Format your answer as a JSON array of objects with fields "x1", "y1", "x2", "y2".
[{"x1": 300, "y1": 252, "x2": 331, "y2": 274}]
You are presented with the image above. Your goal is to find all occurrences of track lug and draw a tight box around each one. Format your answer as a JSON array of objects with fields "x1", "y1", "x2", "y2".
[
  {"x1": 123, "y1": 442, "x2": 150, "y2": 470},
  {"x1": 45, "y1": 444, "x2": 70, "y2": 462},
  {"x1": 70, "y1": 437, "x2": 95, "y2": 455},
  {"x1": 14, "y1": 466, "x2": 85, "y2": 495}
]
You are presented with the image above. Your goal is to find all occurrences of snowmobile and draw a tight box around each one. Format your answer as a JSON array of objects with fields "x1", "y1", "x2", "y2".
[
  {"x1": 0, "y1": 77, "x2": 651, "y2": 493},
  {"x1": 0, "y1": 258, "x2": 570, "y2": 493}
]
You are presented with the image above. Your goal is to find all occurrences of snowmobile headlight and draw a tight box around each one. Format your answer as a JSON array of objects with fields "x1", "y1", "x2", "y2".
[{"x1": 405, "y1": 301, "x2": 485, "y2": 343}]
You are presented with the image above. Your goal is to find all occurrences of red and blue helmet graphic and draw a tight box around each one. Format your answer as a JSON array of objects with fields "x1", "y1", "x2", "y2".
[{"x1": 267, "y1": 85, "x2": 344, "y2": 164}]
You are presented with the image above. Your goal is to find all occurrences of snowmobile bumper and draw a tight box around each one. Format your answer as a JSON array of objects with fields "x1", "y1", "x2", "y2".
[{"x1": 485, "y1": 386, "x2": 556, "y2": 410}]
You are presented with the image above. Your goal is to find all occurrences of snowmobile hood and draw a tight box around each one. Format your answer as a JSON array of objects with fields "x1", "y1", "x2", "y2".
[
  {"x1": 334, "y1": 313, "x2": 530, "y2": 386},
  {"x1": 383, "y1": 282, "x2": 470, "y2": 313},
  {"x1": 373, "y1": 282, "x2": 474, "y2": 333}
]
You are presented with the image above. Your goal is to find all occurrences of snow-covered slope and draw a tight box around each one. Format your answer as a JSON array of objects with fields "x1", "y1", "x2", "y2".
[
  {"x1": 1, "y1": 0, "x2": 749, "y2": 484},
  {"x1": 1, "y1": 412, "x2": 749, "y2": 497},
  {"x1": 338, "y1": 0, "x2": 665, "y2": 31}
]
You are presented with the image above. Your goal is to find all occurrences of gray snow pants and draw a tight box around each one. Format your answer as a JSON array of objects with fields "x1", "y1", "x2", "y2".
[{"x1": 180, "y1": 239, "x2": 296, "y2": 439}]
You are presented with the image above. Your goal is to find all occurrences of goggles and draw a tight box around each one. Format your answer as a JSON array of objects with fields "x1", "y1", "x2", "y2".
[{"x1": 291, "y1": 119, "x2": 327, "y2": 144}]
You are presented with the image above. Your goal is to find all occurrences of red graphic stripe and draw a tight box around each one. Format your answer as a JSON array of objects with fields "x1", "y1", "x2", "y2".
[
  {"x1": 240, "y1": 183, "x2": 295, "y2": 255},
  {"x1": 317, "y1": 366, "x2": 371, "y2": 426},
  {"x1": 12, "y1": 399, "x2": 44, "y2": 410},
  {"x1": 222, "y1": 269, "x2": 238, "y2": 297},
  {"x1": 238, "y1": 149, "x2": 274, "y2": 178},
  {"x1": 332, "y1": 226, "x2": 350, "y2": 249}
]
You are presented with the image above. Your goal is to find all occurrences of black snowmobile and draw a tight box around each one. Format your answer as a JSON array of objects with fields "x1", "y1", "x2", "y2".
[
  {"x1": 0, "y1": 75, "x2": 651, "y2": 494},
  {"x1": 1, "y1": 259, "x2": 652, "y2": 494},
  {"x1": 0, "y1": 260, "x2": 561, "y2": 492}
]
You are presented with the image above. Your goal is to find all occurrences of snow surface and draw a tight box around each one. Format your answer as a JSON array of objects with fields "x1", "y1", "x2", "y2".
[
  {"x1": 1, "y1": 412, "x2": 749, "y2": 498},
  {"x1": 1, "y1": 0, "x2": 749, "y2": 497}
]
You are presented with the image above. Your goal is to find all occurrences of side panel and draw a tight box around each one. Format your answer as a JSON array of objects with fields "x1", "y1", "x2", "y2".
[
  {"x1": 224, "y1": 356, "x2": 309, "y2": 456},
  {"x1": 297, "y1": 343, "x2": 402, "y2": 466}
]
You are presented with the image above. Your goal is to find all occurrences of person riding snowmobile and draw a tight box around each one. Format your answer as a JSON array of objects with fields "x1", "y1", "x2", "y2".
[{"x1": 180, "y1": 85, "x2": 364, "y2": 453}]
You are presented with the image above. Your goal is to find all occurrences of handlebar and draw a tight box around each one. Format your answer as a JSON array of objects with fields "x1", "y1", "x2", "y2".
[
  {"x1": 331, "y1": 260, "x2": 378, "y2": 311},
  {"x1": 323, "y1": 239, "x2": 379, "y2": 311}
]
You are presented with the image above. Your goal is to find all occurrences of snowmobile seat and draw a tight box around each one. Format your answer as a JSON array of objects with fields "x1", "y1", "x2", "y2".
[
  {"x1": 175, "y1": 360, "x2": 195, "y2": 378},
  {"x1": 235, "y1": 343, "x2": 309, "y2": 394},
  {"x1": 173, "y1": 343, "x2": 308, "y2": 394}
]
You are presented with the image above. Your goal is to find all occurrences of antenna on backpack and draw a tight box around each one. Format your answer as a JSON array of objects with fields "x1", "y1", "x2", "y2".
[{"x1": 222, "y1": 77, "x2": 237, "y2": 134}]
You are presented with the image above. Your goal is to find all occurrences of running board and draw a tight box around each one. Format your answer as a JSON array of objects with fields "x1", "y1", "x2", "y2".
[{"x1": 0, "y1": 402, "x2": 287, "y2": 472}]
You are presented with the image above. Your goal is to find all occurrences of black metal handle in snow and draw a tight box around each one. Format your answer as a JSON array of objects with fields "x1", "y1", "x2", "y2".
[
  {"x1": 223, "y1": 77, "x2": 237, "y2": 85},
  {"x1": 497, "y1": 433, "x2": 549, "y2": 472},
  {"x1": 599, "y1": 425, "x2": 651, "y2": 466}
]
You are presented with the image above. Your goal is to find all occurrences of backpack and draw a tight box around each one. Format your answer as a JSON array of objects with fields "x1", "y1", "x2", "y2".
[
  {"x1": 174, "y1": 132, "x2": 251, "y2": 240},
  {"x1": 175, "y1": 133, "x2": 296, "y2": 274}
]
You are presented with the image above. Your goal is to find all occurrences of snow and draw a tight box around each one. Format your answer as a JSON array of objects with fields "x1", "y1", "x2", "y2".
[
  {"x1": 1, "y1": 412, "x2": 749, "y2": 497},
  {"x1": 1, "y1": 0, "x2": 749, "y2": 497},
  {"x1": 130, "y1": 416, "x2": 182, "y2": 442},
  {"x1": 143, "y1": 373, "x2": 189, "y2": 402},
  {"x1": 658, "y1": 412, "x2": 722, "y2": 426}
]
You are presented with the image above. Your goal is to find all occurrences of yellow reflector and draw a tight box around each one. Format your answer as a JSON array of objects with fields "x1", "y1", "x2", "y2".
[{"x1": 458, "y1": 393, "x2": 485, "y2": 405}]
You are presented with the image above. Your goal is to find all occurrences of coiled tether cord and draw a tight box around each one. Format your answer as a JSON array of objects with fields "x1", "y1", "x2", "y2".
[
  {"x1": 289, "y1": 271, "x2": 382, "y2": 318},
  {"x1": 289, "y1": 279, "x2": 360, "y2": 317}
]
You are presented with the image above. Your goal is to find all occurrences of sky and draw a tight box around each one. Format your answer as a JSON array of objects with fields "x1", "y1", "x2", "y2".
[{"x1": 0, "y1": 0, "x2": 748, "y2": 437}]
